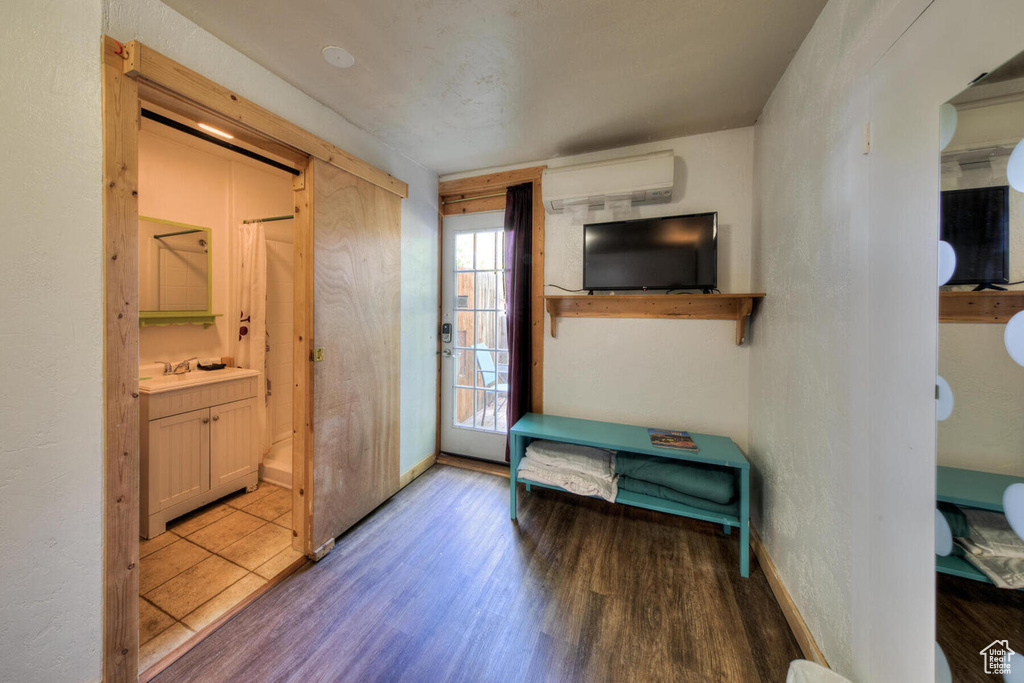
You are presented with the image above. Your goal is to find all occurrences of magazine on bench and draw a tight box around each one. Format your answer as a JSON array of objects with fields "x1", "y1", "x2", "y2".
[{"x1": 648, "y1": 428, "x2": 699, "y2": 452}]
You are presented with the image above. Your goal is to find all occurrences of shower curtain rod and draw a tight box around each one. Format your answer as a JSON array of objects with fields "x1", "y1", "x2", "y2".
[
  {"x1": 154, "y1": 228, "x2": 202, "y2": 239},
  {"x1": 242, "y1": 215, "x2": 294, "y2": 224}
]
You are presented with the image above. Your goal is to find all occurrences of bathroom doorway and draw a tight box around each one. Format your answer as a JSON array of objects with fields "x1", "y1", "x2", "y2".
[
  {"x1": 102, "y1": 37, "x2": 406, "y2": 681},
  {"x1": 133, "y1": 98, "x2": 303, "y2": 674}
]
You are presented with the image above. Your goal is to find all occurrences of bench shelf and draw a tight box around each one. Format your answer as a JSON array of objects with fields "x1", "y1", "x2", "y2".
[
  {"x1": 936, "y1": 465, "x2": 1024, "y2": 587},
  {"x1": 509, "y1": 412, "x2": 751, "y2": 577}
]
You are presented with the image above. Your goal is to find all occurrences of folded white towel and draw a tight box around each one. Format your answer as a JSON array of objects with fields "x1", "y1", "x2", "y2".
[
  {"x1": 517, "y1": 456, "x2": 618, "y2": 503},
  {"x1": 525, "y1": 440, "x2": 615, "y2": 482}
]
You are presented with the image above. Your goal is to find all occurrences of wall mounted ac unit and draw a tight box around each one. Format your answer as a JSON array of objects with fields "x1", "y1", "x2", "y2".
[{"x1": 541, "y1": 150, "x2": 674, "y2": 214}]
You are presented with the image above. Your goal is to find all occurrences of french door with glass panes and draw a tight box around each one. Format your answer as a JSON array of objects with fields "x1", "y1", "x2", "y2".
[{"x1": 440, "y1": 212, "x2": 510, "y2": 462}]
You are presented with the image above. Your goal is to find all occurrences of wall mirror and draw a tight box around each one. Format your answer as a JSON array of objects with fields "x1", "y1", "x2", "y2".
[
  {"x1": 935, "y1": 48, "x2": 1024, "y2": 681},
  {"x1": 138, "y1": 216, "x2": 217, "y2": 327}
]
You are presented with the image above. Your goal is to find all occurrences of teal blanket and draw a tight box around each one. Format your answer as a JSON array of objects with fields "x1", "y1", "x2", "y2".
[
  {"x1": 615, "y1": 452, "x2": 735, "y2": 504},
  {"x1": 618, "y1": 476, "x2": 739, "y2": 516}
]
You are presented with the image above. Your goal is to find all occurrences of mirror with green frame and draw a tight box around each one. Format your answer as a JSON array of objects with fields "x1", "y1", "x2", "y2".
[{"x1": 138, "y1": 216, "x2": 217, "y2": 327}]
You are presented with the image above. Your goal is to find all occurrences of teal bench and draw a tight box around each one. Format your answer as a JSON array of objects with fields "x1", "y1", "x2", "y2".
[
  {"x1": 936, "y1": 465, "x2": 1024, "y2": 584},
  {"x1": 509, "y1": 413, "x2": 751, "y2": 577}
]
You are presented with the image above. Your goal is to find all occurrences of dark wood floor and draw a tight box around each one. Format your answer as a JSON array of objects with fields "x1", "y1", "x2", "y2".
[
  {"x1": 156, "y1": 463, "x2": 801, "y2": 682},
  {"x1": 938, "y1": 573, "x2": 1024, "y2": 682}
]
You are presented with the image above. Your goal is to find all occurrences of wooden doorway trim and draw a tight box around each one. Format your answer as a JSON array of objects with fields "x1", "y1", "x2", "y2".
[
  {"x1": 120, "y1": 40, "x2": 408, "y2": 199},
  {"x1": 102, "y1": 36, "x2": 141, "y2": 683},
  {"x1": 438, "y1": 168, "x2": 546, "y2": 416},
  {"x1": 101, "y1": 36, "x2": 405, "y2": 681}
]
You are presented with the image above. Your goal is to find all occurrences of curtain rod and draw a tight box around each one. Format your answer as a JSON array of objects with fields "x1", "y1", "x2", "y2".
[
  {"x1": 141, "y1": 109, "x2": 301, "y2": 177},
  {"x1": 242, "y1": 215, "x2": 294, "y2": 224},
  {"x1": 154, "y1": 228, "x2": 202, "y2": 239}
]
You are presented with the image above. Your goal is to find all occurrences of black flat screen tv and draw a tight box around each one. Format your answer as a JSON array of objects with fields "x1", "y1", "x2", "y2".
[
  {"x1": 583, "y1": 212, "x2": 717, "y2": 291},
  {"x1": 940, "y1": 186, "x2": 1010, "y2": 286}
]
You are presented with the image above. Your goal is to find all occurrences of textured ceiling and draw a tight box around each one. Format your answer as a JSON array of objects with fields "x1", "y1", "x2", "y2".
[{"x1": 162, "y1": 0, "x2": 827, "y2": 174}]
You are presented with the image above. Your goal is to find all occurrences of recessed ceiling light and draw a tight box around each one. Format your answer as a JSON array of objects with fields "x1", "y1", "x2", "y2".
[
  {"x1": 322, "y1": 45, "x2": 356, "y2": 69},
  {"x1": 198, "y1": 122, "x2": 234, "y2": 139}
]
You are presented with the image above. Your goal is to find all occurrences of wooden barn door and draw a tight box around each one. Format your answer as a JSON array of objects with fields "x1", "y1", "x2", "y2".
[{"x1": 309, "y1": 157, "x2": 401, "y2": 555}]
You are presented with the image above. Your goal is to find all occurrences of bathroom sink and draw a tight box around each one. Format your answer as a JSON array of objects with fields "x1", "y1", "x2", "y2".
[{"x1": 138, "y1": 367, "x2": 260, "y2": 394}]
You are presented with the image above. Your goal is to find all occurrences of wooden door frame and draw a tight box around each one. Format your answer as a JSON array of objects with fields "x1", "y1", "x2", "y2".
[
  {"x1": 437, "y1": 167, "x2": 547, "y2": 447},
  {"x1": 101, "y1": 36, "x2": 407, "y2": 681}
]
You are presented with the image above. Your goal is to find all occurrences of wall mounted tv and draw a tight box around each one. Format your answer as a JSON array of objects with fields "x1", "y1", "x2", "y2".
[
  {"x1": 583, "y1": 212, "x2": 717, "y2": 291},
  {"x1": 939, "y1": 186, "x2": 1010, "y2": 287}
]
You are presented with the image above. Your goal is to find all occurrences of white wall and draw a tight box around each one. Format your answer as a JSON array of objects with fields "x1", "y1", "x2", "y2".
[
  {"x1": 442, "y1": 128, "x2": 756, "y2": 449},
  {"x1": 0, "y1": 1, "x2": 102, "y2": 683},
  {"x1": 751, "y1": 0, "x2": 1024, "y2": 680},
  {"x1": 104, "y1": 0, "x2": 440, "y2": 476},
  {"x1": 0, "y1": 1, "x2": 438, "y2": 679},
  {"x1": 0, "y1": 2, "x2": 104, "y2": 681}
]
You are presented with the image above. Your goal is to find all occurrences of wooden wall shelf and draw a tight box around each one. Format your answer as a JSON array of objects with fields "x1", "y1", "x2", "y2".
[
  {"x1": 544, "y1": 293, "x2": 766, "y2": 345},
  {"x1": 939, "y1": 291, "x2": 1024, "y2": 323}
]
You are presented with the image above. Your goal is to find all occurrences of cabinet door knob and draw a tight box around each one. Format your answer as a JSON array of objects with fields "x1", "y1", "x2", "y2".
[
  {"x1": 212, "y1": 415, "x2": 220, "y2": 421},
  {"x1": 202, "y1": 417, "x2": 210, "y2": 424}
]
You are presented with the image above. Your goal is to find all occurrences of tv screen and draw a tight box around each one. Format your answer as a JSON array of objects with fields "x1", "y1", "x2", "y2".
[
  {"x1": 583, "y1": 212, "x2": 717, "y2": 291},
  {"x1": 940, "y1": 186, "x2": 1009, "y2": 286}
]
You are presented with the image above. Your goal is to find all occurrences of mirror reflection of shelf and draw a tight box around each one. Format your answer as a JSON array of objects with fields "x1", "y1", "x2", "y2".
[
  {"x1": 939, "y1": 290, "x2": 1024, "y2": 323},
  {"x1": 543, "y1": 293, "x2": 765, "y2": 345}
]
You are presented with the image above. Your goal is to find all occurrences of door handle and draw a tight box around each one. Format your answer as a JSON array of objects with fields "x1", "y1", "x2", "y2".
[
  {"x1": 202, "y1": 417, "x2": 210, "y2": 424},
  {"x1": 442, "y1": 348, "x2": 453, "y2": 358},
  {"x1": 212, "y1": 415, "x2": 220, "y2": 421}
]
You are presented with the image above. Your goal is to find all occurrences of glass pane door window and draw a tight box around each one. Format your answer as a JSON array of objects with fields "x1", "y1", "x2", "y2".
[
  {"x1": 440, "y1": 212, "x2": 509, "y2": 462},
  {"x1": 453, "y1": 229, "x2": 508, "y2": 433}
]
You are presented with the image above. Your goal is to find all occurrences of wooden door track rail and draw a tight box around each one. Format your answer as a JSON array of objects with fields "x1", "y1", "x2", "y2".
[{"x1": 544, "y1": 293, "x2": 765, "y2": 345}]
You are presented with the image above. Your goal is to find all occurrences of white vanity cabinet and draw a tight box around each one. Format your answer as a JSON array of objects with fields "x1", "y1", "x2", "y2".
[{"x1": 139, "y1": 368, "x2": 261, "y2": 538}]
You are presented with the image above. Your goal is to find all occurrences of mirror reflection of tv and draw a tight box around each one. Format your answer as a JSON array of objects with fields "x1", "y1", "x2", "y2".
[
  {"x1": 940, "y1": 186, "x2": 1009, "y2": 286},
  {"x1": 583, "y1": 212, "x2": 717, "y2": 291}
]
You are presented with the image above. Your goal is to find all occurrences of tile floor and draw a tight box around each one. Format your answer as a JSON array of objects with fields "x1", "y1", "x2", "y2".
[{"x1": 138, "y1": 482, "x2": 304, "y2": 671}]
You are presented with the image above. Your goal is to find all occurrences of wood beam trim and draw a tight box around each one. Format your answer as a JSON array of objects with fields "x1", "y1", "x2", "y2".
[
  {"x1": 121, "y1": 39, "x2": 408, "y2": 199},
  {"x1": 439, "y1": 166, "x2": 546, "y2": 198},
  {"x1": 442, "y1": 194, "x2": 506, "y2": 215},
  {"x1": 530, "y1": 176, "x2": 545, "y2": 413},
  {"x1": 102, "y1": 34, "x2": 141, "y2": 682},
  {"x1": 292, "y1": 168, "x2": 315, "y2": 557}
]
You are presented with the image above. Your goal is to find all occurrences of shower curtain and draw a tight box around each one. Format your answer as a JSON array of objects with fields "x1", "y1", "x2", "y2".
[{"x1": 235, "y1": 221, "x2": 272, "y2": 461}]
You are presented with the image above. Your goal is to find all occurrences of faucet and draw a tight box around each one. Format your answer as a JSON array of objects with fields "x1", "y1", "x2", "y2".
[
  {"x1": 156, "y1": 361, "x2": 173, "y2": 376},
  {"x1": 172, "y1": 357, "x2": 198, "y2": 375}
]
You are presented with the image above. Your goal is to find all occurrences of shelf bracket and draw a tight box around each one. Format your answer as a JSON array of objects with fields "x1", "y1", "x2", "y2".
[
  {"x1": 545, "y1": 298, "x2": 559, "y2": 338},
  {"x1": 735, "y1": 298, "x2": 754, "y2": 345}
]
